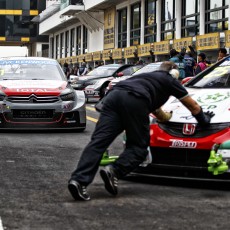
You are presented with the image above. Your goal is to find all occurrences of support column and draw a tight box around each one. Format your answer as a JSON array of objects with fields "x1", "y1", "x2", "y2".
[
  {"x1": 156, "y1": 0, "x2": 161, "y2": 42},
  {"x1": 140, "y1": 0, "x2": 145, "y2": 44},
  {"x1": 175, "y1": 0, "x2": 182, "y2": 39},
  {"x1": 200, "y1": 0, "x2": 205, "y2": 35}
]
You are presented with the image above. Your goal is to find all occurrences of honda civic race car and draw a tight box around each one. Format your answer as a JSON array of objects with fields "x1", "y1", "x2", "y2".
[
  {"x1": 0, "y1": 57, "x2": 86, "y2": 131},
  {"x1": 130, "y1": 56, "x2": 230, "y2": 181}
]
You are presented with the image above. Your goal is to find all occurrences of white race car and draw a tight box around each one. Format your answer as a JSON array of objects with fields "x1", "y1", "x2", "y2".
[{"x1": 0, "y1": 57, "x2": 86, "y2": 131}]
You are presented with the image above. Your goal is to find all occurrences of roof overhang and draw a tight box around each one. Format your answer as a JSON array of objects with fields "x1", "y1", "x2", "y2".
[{"x1": 60, "y1": 4, "x2": 85, "y2": 16}]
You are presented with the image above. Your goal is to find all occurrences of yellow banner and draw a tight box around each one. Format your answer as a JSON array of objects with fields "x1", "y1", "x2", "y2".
[
  {"x1": 225, "y1": 30, "x2": 230, "y2": 48},
  {"x1": 85, "y1": 53, "x2": 93, "y2": 62},
  {"x1": 93, "y1": 51, "x2": 101, "y2": 61},
  {"x1": 196, "y1": 33, "x2": 220, "y2": 50},
  {"x1": 112, "y1": 48, "x2": 122, "y2": 59},
  {"x1": 78, "y1": 54, "x2": 85, "y2": 63},
  {"x1": 173, "y1": 37, "x2": 193, "y2": 52},
  {"x1": 102, "y1": 50, "x2": 111, "y2": 60},
  {"x1": 153, "y1": 41, "x2": 170, "y2": 55},
  {"x1": 71, "y1": 56, "x2": 78, "y2": 63},
  {"x1": 104, "y1": 7, "x2": 115, "y2": 49},
  {"x1": 137, "y1": 43, "x2": 151, "y2": 57},
  {"x1": 124, "y1": 46, "x2": 137, "y2": 58}
]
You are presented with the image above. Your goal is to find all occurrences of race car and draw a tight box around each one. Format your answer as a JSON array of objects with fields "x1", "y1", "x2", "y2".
[
  {"x1": 101, "y1": 56, "x2": 230, "y2": 181},
  {"x1": 0, "y1": 57, "x2": 86, "y2": 131},
  {"x1": 130, "y1": 56, "x2": 230, "y2": 181}
]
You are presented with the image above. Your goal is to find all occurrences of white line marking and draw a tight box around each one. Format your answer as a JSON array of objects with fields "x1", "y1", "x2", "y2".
[{"x1": 0, "y1": 217, "x2": 4, "y2": 230}]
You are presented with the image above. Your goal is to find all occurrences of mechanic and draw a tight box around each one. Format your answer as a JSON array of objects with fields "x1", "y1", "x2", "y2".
[{"x1": 68, "y1": 61, "x2": 215, "y2": 201}]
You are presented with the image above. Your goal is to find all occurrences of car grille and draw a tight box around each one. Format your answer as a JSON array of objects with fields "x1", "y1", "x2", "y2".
[
  {"x1": 158, "y1": 122, "x2": 230, "y2": 138},
  {"x1": 7, "y1": 95, "x2": 59, "y2": 103},
  {"x1": 12, "y1": 109, "x2": 54, "y2": 119},
  {"x1": 151, "y1": 147, "x2": 209, "y2": 167}
]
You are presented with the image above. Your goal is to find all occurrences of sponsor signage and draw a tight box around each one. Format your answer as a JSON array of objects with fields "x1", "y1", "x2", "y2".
[
  {"x1": 169, "y1": 139, "x2": 197, "y2": 148},
  {"x1": 124, "y1": 46, "x2": 137, "y2": 58},
  {"x1": 71, "y1": 56, "x2": 78, "y2": 63},
  {"x1": 93, "y1": 51, "x2": 101, "y2": 61},
  {"x1": 78, "y1": 54, "x2": 85, "y2": 63},
  {"x1": 112, "y1": 48, "x2": 122, "y2": 59},
  {"x1": 137, "y1": 43, "x2": 151, "y2": 57},
  {"x1": 102, "y1": 50, "x2": 111, "y2": 60},
  {"x1": 225, "y1": 30, "x2": 230, "y2": 47},
  {"x1": 196, "y1": 32, "x2": 220, "y2": 50},
  {"x1": 153, "y1": 41, "x2": 170, "y2": 55},
  {"x1": 85, "y1": 53, "x2": 93, "y2": 62},
  {"x1": 104, "y1": 7, "x2": 115, "y2": 49},
  {"x1": 173, "y1": 37, "x2": 193, "y2": 52}
]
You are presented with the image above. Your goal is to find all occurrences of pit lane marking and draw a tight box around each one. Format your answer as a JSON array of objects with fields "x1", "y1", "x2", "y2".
[
  {"x1": 0, "y1": 217, "x2": 4, "y2": 230},
  {"x1": 87, "y1": 116, "x2": 98, "y2": 123},
  {"x1": 86, "y1": 106, "x2": 96, "y2": 111}
]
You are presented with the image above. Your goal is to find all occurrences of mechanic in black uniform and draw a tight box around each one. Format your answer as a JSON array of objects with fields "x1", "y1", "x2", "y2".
[{"x1": 68, "y1": 61, "x2": 214, "y2": 201}]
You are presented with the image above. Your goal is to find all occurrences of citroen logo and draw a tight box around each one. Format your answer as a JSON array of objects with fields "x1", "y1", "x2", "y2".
[{"x1": 29, "y1": 94, "x2": 38, "y2": 103}]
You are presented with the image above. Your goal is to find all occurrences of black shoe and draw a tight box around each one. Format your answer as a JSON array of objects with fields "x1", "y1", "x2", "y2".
[
  {"x1": 68, "y1": 180, "x2": 90, "y2": 201},
  {"x1": 100, "y1": 165, "x2": 118, "y2": 195}
]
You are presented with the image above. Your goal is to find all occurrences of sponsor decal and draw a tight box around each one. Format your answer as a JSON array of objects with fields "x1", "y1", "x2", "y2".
[
  {"x1": 16, "y1": 89, "x2": 54, "y2": 92},
  {"x1": 183, "y1": 123, "x2": 196, "y2": 135},
  {"x1": 197, "y1": 92, "x2": 230, "y2": 104},
  {"x1": 169, "y1": 139, "x2": 197, "y2": 148}
]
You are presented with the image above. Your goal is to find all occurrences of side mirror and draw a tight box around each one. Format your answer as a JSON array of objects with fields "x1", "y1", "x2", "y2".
[{"x1": 117, "y1": 72, "x2": 124, "y2": 77}]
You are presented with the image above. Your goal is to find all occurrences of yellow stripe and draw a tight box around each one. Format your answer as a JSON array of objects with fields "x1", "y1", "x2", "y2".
[
  {"x1": 87, "y1": 116, "x2": 98, "y2": 123},
  {"x1": 30, "y1": 10, "x2": 38, "y2": 16},
  {"x1": 21, "y1": 37, "x2": 30, "y2": 42},
  {"x1": 0, "y1": 37, "x2": 6, "y2": 41},
  {"x1": 0, "y1": 10, "x2": 22, "y2": 15},
  {"x1": 86, "y1": 106, "x2": 96, "y2": 111}
]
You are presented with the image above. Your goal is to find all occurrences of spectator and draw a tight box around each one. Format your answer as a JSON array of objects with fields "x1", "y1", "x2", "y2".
[
  {"x1": 217, "y1": 48, "x2": 228, "y2": 62},
  {"x1": 169, "y1": 49, "x2": 186, "y2": 81},
  {"x1": 94, "y1": 61, "x2": 101, "y2": 68},
  {"x1": 195, "y1": 53, "x2": 207, "y2": 75},
  {"x1": 77, "y1": 62, "x2": 88, "y2": 76},
  {"x1": 63, "y1": 62, "x2": 71, "y2": 79},
  {"x1": 184, "y1": 51, "x2": 196, "y2": 77}
]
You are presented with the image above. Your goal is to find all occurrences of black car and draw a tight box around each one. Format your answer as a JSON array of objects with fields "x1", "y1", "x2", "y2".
[{"x1": 70, "y1": 64, "x2": 134, "y2": 98}]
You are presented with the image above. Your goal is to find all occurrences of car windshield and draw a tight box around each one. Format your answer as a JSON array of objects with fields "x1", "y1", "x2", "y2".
[
  {"x1": 0, "y1": 59, "x2": 64, "y2": 80},
  {"x1": 86, "y1": 66, "x2": 119, "y2": 77},
  {"x1": 190, "y1": 60, "x2": 230, "y2": 88},
  {"x1": 132, "y1": 63, "x2": 162, "y2": 76}
]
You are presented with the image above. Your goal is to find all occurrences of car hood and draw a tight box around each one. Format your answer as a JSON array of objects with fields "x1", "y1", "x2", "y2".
[
  {"x1": 78, "y1": 75, "x2": 111, "y2": 81},
  {"x1": 0, "y1": 80, "x2": 68, "y2": 96},
  {"x1": 162, "y1": 88, "x2": 230, "y2": 123}
]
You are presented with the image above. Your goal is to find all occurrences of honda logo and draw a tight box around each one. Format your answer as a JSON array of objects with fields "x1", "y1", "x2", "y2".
[{"x1": 183, "y1": 124, "x2": 196, "y2": 135}]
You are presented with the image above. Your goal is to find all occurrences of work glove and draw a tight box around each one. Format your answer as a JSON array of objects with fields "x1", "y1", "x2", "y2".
[
  {"x1": 193, "y1": 108, "x2": 215, "y2": 127},
  {"x1": 153, "y1": 108, "x2": 173, "y2": 123}
]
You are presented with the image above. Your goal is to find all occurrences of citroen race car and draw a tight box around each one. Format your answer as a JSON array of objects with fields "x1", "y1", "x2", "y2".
[
  {"x1": 0, "y1": 57, "x2": 86, "y2": 131},
  {"x1": 130, "y1": 56, "x2": 230, "y2": 181}
]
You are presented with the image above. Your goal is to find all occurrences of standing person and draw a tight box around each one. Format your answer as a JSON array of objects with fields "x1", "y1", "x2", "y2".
[
  {"x1": 217, "y1": 48, "x2": 228, "y2": 62},
  {"x1": 94, "y1": 61, "x2": 101, "y2": 68},
  {"x1": 195, "y1": 53, "x2": 207, "y2": 75},
  {"x1": 169, "y1": 49, "x2": 186, "y2": 81},
  {"x1": 77, "y1": 62, "x2": 88, "y2": 76},
  {"x1": 184, "y1": 51, "x2": 196, "y2": 77},
  {"x1": 68, "y1": 61, "x2": 214, "y2": 201},
  {"x1": 63, "y1": 62, "x2": 70, "y2": 79}
]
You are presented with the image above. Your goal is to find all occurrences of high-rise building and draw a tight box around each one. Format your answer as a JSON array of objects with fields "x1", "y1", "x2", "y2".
[{"x1": 0, "y1": 0, "x2": 48, "y2": 56}]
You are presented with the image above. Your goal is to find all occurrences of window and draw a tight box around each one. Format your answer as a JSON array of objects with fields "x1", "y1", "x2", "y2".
[
  {"x1": 60, "y1": 33, "x2": 64, "y2": 58},
  {"x1": 205, "y1": 0, "x2": 229, "y2": 33},
  {"x1": 118, "y1": 8, "x2": 127, "y2": 48},
  {"x1": 76, "y1": 26, "x2": 81, "y2": 55},
  {"x1": 130, "y1": 3, "x2": 141, "y2": 46},
  {"x1": 65, "y1": 30, "x2": 69, "y2": 56},
  {"x1": 145, "y1": 0, "x2": 156, "y2": 43},
  {"x1": 55, "y1": 35, "x2": 59, "y2": 59},
  {"x1": 161, "y1": 0, "x2": 175, "y2": 40},
  {"x1": 181, "y1": 0, "x2": 199, "y2": 37},
  {"x1": 83, "y1": 26, "x2": 87, "y2": 54},
  {"x1": 70, "y1": 28, "x2": 75, "y2": 56}
]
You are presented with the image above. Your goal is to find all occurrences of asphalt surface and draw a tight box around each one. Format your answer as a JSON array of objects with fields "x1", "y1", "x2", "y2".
[{"x1": 0, "y1": 102, "x2": 230, "y2": 230}]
